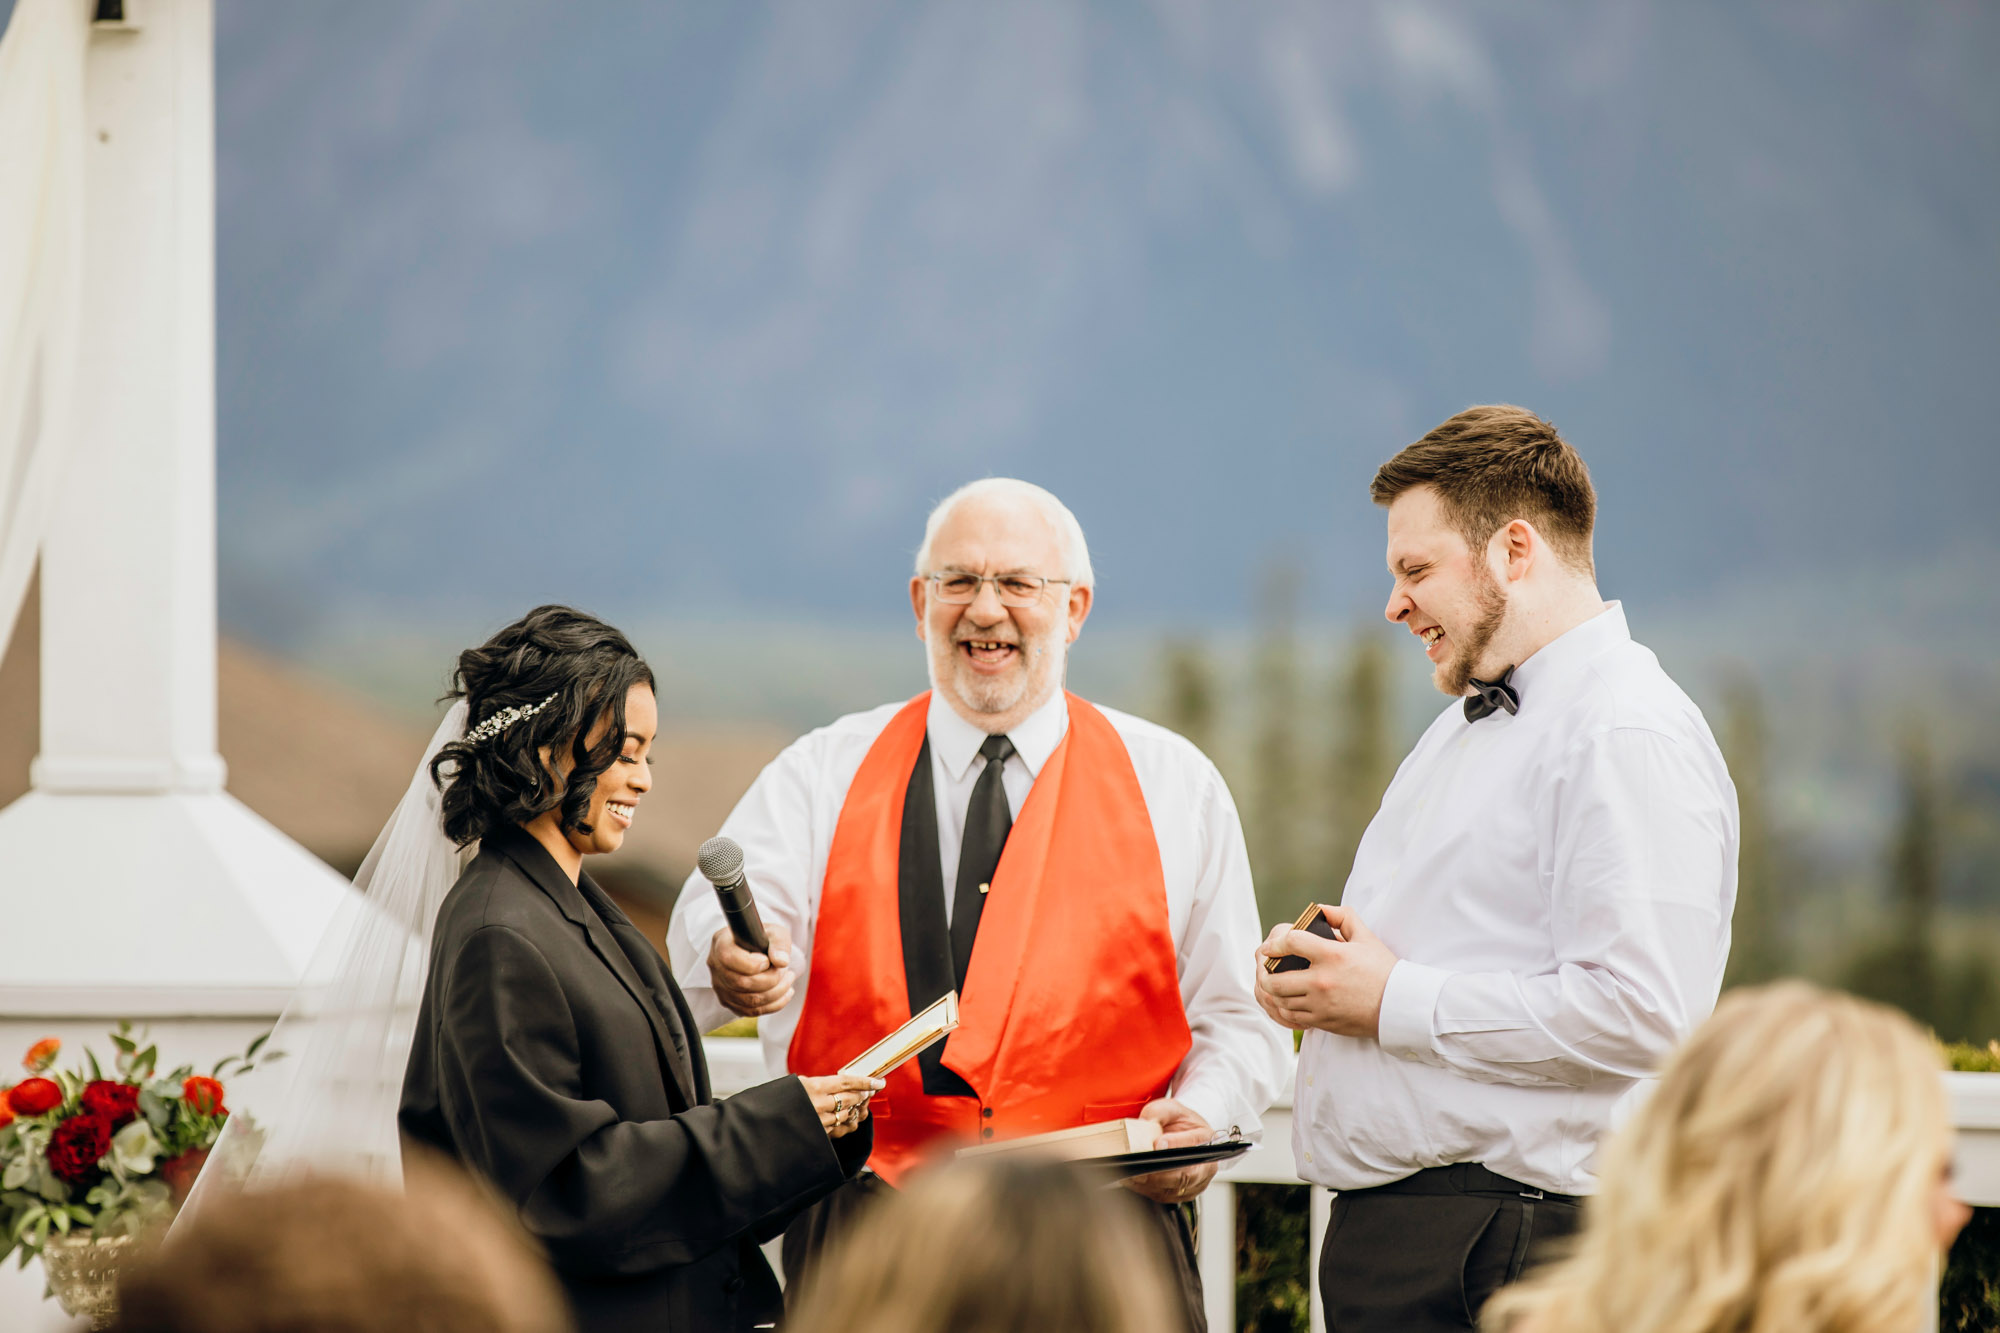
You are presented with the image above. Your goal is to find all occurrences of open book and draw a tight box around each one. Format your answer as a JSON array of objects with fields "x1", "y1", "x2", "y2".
[
  {"x1": 839, "y1": 992, "x2": 961, "y2": 1080},
  {"x1": 955, "y1": 1117, "x2": 1163, "y2": 1162}
]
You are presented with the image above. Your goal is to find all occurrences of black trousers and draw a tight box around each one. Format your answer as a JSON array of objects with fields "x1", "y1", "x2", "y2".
[
  {"x1": 780, "y1": 1172, "x2": 1207, "y2": 1333},
  {"x1": 1318, "y1": 1164, "x2": 1580, "y2": 1333}
]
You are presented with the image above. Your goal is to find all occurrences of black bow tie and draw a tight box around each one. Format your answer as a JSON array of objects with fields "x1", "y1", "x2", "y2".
[{"x1": 1464, "y1": 668, "x2": 1520, "y2": 722}]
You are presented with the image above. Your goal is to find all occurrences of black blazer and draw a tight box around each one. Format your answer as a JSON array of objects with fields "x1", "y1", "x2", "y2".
[{"x1": 400, "y1": 825, "x2": 868, "y2": 1332}]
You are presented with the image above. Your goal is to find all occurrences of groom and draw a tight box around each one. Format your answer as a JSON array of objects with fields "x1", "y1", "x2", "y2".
[{"x1": 1258, "y1": 405, "x2": 1739, "y2": 1331}]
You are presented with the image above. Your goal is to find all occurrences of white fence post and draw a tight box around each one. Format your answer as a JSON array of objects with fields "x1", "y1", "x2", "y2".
[{"x1": 1199, "y1": 1181, "x2": 1236, "y2": 1332}]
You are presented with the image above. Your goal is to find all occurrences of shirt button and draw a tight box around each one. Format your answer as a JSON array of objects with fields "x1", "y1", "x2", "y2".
[
  {"x1": 981, "y1": 1107, "x2": 993, "y2": 1118},
  {"x1": 981, "y1": 1127, "x2": 995, "y2": 1140},
  {"x1": 1304, "y1": 1152, "x2": 1314, "y2": 1164}
]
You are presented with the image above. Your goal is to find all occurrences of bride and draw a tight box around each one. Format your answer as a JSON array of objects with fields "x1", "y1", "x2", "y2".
[{"x1": 197, "y1": 606, "x2": 880, "y2": 1333}]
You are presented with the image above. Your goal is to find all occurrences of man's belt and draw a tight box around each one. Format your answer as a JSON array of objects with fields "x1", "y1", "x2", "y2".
[{"x1": 1345, "y1": 1162, "x2": 1581, "y2": 1205}]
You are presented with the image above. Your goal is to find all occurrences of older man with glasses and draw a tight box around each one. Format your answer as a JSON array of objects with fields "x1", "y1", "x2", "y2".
[{"x1": 667, "y1": 478, "x2": 1286, "y2": 1330}]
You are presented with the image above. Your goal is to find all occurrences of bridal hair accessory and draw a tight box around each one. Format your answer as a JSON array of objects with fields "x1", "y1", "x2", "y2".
[{"x1": 464, "y1": 692, "x2": 558, "y2": 746}]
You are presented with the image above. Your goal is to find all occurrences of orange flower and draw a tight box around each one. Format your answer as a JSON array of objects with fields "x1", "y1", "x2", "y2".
[
  {"x1": 182, "y1": 1075, "x2": 225, "y2": 1116},
  {"x1": 0, "y1": 1088, "x2": 13, "y2": 1129},
  {"x1": 22, "y1": 1038, "x2": 59, "y2": 1073}
]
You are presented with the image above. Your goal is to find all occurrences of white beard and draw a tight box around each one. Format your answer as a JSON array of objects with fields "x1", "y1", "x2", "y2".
[{"x1": 928, "y1": 627, "x2": 1068, "y2": 722}]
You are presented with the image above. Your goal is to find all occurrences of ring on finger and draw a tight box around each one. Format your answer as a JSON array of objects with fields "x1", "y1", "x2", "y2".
[{"x1": 833, "y1": 1097, "x2": 845, "y2": 1115}]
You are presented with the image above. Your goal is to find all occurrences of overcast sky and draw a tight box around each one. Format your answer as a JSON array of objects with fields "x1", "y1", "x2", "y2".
[{"x1": 200, "y1": 0, "x2": 1999, "y2": 646}]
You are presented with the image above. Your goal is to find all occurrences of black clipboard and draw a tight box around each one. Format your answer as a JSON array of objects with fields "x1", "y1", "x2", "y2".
[{"x1": 1086, "y1": 1140, "x2": 1252, "y2": 1179}]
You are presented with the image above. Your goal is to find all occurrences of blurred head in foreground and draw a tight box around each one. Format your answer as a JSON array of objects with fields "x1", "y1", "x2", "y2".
[
  {"x1": 112, "y1": 1156, "x2": 573, "y2": 1333},
  {"x1": 1484, "y1": 981, "x2": 1969, "y2": 1333},
  {"x1": 788, "y1": 1157, "x2": 1178, "y2": 1333}
]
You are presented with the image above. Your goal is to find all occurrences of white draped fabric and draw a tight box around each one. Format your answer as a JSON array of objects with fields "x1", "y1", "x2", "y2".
[
  {"x1": 0, "y1": 0, "x2": 90, "y2": 655},
  {"x1": 181, "y1": 703, "x2": 473, "y2": 1216}
]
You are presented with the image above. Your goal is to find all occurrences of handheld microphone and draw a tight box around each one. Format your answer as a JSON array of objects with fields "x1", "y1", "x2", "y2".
[{"x1": 697, "y1": 836, "x2": 771, "y2": 956}]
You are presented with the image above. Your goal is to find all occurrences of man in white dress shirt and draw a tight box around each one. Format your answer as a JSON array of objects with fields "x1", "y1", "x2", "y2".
[
  {"x1": 1255, "y1": 406, "x2": 1738, "y2": 1332},
  {"x1": 669, "y1": 477, "x2": 1287, "y2": 1329}
]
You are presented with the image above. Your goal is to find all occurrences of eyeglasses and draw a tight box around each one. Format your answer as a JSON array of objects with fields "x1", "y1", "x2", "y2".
[{"x1": 925, "y1": 572, "x2": 1072, "y2": 607}]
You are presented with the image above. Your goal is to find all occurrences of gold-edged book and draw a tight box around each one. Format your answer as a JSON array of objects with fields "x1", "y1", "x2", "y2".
[
  {"x1": 1264, "y1": 902, "x2": 1342, "y2": 973},
  {"x1": 839, "y1": 991, "x2": 961, "y2": 1080},
  {"x1": 956, "y1": 1118, "x2": 1163, "y2": 1162}
]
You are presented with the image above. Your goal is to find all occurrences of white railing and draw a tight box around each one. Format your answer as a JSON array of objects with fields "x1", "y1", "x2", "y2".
[{"x1": 705, "y1": 1040, "x2": 2000, "y2": 1333}]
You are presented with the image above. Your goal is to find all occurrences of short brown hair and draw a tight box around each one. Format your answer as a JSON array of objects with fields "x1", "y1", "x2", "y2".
[
  {"x1": 789, "y1": 1158, "x2": 1180, "y2": 1333},
  {"x1": 113, "y1": 1158, "x2": 573, "y2": 1333},
  {"x1": 1371, "y1": 405, "x2": 1596, "y2": 574}
]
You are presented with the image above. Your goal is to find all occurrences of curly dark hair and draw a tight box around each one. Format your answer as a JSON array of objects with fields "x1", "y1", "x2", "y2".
[{"x1": 430, "y1": 606, "x2": 654, "y2": 848}]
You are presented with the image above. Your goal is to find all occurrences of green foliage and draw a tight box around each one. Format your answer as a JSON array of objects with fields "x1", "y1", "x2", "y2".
[
  {"x1": 1328, "y1": 635, "x2": 1396, "y2": 904},
  {"x1": 1838, "y1": 728, "x2": 2000, "y2": 1042},
  {"x1": 1248, "y1": 565, "x2": 1308, "y2": 929},
  {"x1": 1161, "y1": 640, "x2": 1220, "y2": 760},
  {"x1": 1720, "y1": 675, "x2": 1792, "y2": 986},
  {"x1": 1233, "y1": 1183, "x2": 1310, "y2": 1333},
  {"x1": 1942, "y1": 1208, "x2": 2000, "y2": 1332},
  {"x1": 1944, "y1": 1040, "x2": 2000, "y2": 1073}
]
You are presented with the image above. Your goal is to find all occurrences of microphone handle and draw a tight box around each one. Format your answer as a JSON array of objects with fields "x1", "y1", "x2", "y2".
[{"x1": 716, "y1": 878, "x2": 771, "y2": 955}]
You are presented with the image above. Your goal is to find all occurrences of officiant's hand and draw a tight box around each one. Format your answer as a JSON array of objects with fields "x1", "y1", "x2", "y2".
[
  {"x1": 1254, "y1": 905, "x2": 1398, "y2": 1038},
  {"x1": 801, "y1": 1073, "x2": 883, "y2": 1139},
  {"x1": 710, "y1": 922, "x2": 797, "y2": 1017},
  {"x1": 1123, "y1": 1098, "x2": 1219, "y2": 1205}
]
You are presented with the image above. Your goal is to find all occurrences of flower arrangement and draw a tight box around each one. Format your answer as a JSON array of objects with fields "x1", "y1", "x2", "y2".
[{"x1": 0, "y1": 1025, "x2": 272, "y2": 1268}]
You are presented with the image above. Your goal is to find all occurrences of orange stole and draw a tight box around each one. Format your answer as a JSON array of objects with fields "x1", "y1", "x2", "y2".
[{"x1": 787, "y1": 692, "x2": 1192, "y2": 1185}]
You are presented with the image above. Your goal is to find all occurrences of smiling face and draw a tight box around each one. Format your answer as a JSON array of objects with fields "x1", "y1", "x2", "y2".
[
  {"x1": 1383, "y1": 486, "x2": 1512, "y2": 697},
  {"x1": 910, "y1": 493, "x2": 1093, "y2": 735},
  {"x1": 562, "y1": 682, "x2": 657, "y2": 858}
]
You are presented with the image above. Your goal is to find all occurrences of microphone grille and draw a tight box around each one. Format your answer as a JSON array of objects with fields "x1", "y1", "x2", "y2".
[{"x1": 697, "y1": 836, "x2": 744, "y2": 886}]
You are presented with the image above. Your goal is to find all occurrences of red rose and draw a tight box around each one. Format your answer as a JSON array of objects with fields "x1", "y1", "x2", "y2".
[
  {"x1": 158, "y1": 1147, "x2": 210, "y2": 1204},
  {"x1": 46, "y1": 1112, "x2": 112, "y2": 1184},
  {"x1": 80, "y1": 1080, "x2": 141, "y2": 1127},
  {"x1": 181, "y1": 1075, "x2": 225, "y2": 1116},
  {"x1": 22, "y1": 1038, "x2": 59, "y2": 1073},
  {"x1": 6, "y1": 1077, "x2": 63, "y2": 1117}
]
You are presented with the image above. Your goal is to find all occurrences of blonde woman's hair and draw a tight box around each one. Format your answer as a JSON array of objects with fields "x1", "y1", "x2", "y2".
[
  {"x1": 1484, "y1": 981, "x2": 1951, "y2": 1333},
  {"x1": 787, "y1": 1158, "x2": 1179, "y2": 1333}
]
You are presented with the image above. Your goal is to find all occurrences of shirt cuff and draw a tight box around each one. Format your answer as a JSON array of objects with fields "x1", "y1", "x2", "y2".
[
  {"x1": 1167, "y1": 1080, "x2": 1259, "y2": 1143},
  {"x1": 1376, "y1": 959, "x2": 1449, "y2": 1064}
]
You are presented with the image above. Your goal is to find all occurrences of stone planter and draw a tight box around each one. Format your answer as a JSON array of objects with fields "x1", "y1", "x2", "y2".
[{"x1": 39, "y1": 1232, "x2": 136, "y2": 1331}]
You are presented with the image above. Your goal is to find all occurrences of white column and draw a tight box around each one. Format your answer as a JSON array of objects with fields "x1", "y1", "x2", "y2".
[
  {"x1": 1198, "y1": 1182, "x2": 1236, "y2": 1332},
  {"x1": 0, "y1": 0, "x2": 344, "y2": 1035},
  {"x1": 1309, "y1": 1188, "x2": 1332, "y2": 1333},
  {"x1": 35, "y1": 0, "x2": 220, "y2": 796}
]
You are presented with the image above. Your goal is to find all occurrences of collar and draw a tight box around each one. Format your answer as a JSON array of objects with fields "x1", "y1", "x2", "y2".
[
  {"x1": 926, "y1": 687, "x2": 1069, "y2": 783},
  {"x1": 1505, "y1": 601, "x2": 1630, "y2": 702},
  {"x1": 482, "y1": 823, "x2": 698, "y2": 1104}
]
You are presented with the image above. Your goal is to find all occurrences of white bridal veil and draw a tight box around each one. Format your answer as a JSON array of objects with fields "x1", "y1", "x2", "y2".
[{"x1": 183, "y1": 701, "x2": 472, "y2": 1215}]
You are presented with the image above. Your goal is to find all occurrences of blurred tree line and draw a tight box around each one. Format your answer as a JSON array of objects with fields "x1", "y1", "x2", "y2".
[
  {"x1": 1159, "y1": 568, "x2": 1399, "y2": 932},
  {"x1": 1722, "y1": 678, "x2": 2000, "y2": 1042},
  {"x1": 1157, "y1": 568, "x2": 2000, "y2": 1044}
]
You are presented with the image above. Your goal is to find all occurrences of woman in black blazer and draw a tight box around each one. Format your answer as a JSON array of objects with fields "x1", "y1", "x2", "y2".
[{"x1": 399, "y1": 607, "x2": 880, "y2": 1332}]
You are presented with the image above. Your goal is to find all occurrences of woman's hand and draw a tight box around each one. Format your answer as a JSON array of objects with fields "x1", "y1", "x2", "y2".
[{"x1": 800, "y1": 1073, "x2": 885, "y2": 1139}]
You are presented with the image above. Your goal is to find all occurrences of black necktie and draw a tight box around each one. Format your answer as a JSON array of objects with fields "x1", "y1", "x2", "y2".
[
  {"x1": 1464, "y1": 667, "x2": 1520, "y2": 722},
  {"x1": 950, "y1": 734, "x2": 1015, "y2": 987}
]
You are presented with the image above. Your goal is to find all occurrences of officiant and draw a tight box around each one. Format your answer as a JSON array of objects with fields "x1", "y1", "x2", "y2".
[{"x1": 667, "y1": 479, "x2": 1288, "y2": 1330}]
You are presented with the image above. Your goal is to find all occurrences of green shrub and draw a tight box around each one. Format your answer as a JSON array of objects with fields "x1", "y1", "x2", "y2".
[{"x1": 1233, "y1": 1183, "x2": 1310, "y2": 1333}]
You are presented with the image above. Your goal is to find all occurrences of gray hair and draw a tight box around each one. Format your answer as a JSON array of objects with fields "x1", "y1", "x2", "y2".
[{"x1": 913, "y1": 478, "x2": 1095, "y2": 590}]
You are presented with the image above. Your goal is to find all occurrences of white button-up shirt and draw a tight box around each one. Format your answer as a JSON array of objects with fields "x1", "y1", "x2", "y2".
[
  {"x1": 668, "y1": 690, "x2": 1291, "y2": 1138},
  {"x1": 1294, "y1": 603, "x2": 1738, "y2": 1195}
]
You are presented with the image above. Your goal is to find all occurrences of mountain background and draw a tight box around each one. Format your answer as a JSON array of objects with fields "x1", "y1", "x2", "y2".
[{"x1": 4, "y1": 1, "x2": 1996, "y2": 1019}]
